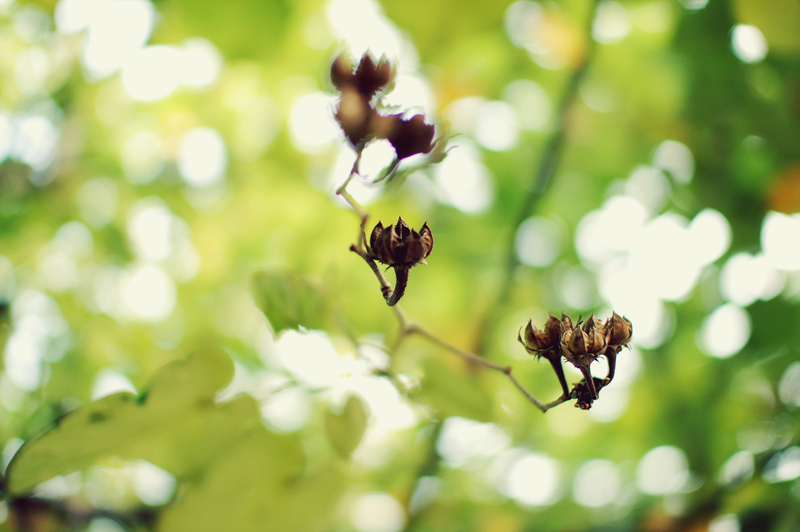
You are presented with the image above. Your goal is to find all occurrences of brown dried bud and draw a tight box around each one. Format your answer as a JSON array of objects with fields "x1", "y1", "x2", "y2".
[
  {"x1": 562, "y1": 327, "x2": 589, "y2": 360},
  {"x1": 335, "y1": 87, "x2": 374, "y2": 147},
  {"x1": 520, "y1": 320, "x2": 547, "y2": 353},
  {"x1": 559, "y1": 313, "x2": 573, "y2": 333},
  {"x1": 353, "y1": 54, "x2": 393, "y2": 98},
  {"x1": 331, "y1": 53, "x2": 356, "y2": 89},
  {"x1": 561, "y1": 325, "x2": 602, "y2": 400},
  {"x1": 369, "y1": 217, "x2": 433, "y2": 267},
  {"x1": 605, "y1": 312, "x2": 632, "y2": 347},
  {"x1": 519, "y1": 314, "x2": 562, "y2": 355},
  {"x1": 385, "y1": 114, "x2": 436, "y2": 160},
  {"x1": 581, "y1": 314, "x2": 607, "y2": 353}
]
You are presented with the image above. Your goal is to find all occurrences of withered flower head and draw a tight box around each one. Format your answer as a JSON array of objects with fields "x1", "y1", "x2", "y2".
[
  {"x1": 385, "y1": 114, "x2": 436, "y2": 160},
  {"x1": 560, "y1": 322, "x2": 606, "y2": 400},
  {"x1": 369, "y1": 217, "x2": 433, "y2": 267},
  {"x1": 330, "y1": 53, "x2": 393, "y2": 99},
  {"x1": 519, "y1": 315, "x2": 562, "y2": 355}
]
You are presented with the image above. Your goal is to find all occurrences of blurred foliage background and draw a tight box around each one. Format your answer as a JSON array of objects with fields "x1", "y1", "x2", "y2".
[{"x1": 0, "y1": 0, "x2": 800, "y2": 531}]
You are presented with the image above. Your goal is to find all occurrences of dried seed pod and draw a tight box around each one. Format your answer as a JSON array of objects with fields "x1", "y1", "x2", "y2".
[
  {"x1": 581, "y1": 314, "x2": 607, "y2": 353},
  {"x1": 331, "y1": 53, "x2": 393, "y2": 98},
  {"x1": 519, "y1": 315, "x2": 562, "y2": 354},
  {"x1": 367, "y1": 218, "x2": 433, "y2": 306},
  {"x1": 605, "y1": 312, "x2": 632, "y2": 347},
  {"x1": 353, "y1": 54, "x2": 393, "y2": 98},
  {"x1": 331, "y1": 53, "x2": 356, "y2": 89},
  {"x1": 335, "y1": 87, "x2": 376, "y2": 147},
  {"x1": 561, "y1": 326, "x2": 602, "y2": 400},
  {"x1": 369, "y1": 217, "x2": 433, "y2": 267},
  {"x1": 385, "y1": 114, "x2": 436, "y2": 160},
  {"x1": 518, "y1": 314, "x2": 570, "y2": 399}
]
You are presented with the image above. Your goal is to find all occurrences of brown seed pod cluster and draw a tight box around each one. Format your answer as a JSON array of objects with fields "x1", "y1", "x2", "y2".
[
  {"x1": 331, "y1": 53, "x2": 436, "y2": 161},
  {"x1": 366, "y1": 217, "x2": 433, "y2": 306},
  {"x1": 519, "y1": 312, "x2": 632, "y2": 409}
]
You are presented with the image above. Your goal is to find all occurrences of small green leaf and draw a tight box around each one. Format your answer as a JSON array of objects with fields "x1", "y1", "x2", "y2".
[
  {"x1": 251, "y1": 270, "x2": 328, "y2": 333},
  {"x1": 325, "y1": 395, "x2": 369, "y2": 458}
]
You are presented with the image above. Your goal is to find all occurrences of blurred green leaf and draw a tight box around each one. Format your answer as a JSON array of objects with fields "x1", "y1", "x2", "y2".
[
  {"x1": 325, "y1": 394, "x2": 368, "y2": 458},
  {"x1": 251, "y1": 270, "x2": 328, "y2": 334},
  {"x1": 158, "y1": 433, "x2": 343, "y2": 532},
  {"x1": 6, "y1": 349, "x2": 256, "y2": 494}
]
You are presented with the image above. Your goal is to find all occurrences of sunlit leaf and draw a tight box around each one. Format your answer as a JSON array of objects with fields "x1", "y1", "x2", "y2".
[
  {"x1": 6, "y1": 350, "x2": 256, "y2": 494},
  {"x1": 251, "y1": 270, "x2": 329, "y2": 333}
]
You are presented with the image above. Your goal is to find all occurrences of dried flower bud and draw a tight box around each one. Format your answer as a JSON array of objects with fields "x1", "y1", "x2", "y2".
[
  {"x1": 581, "y1": 314, "x2": 607, "y2": 353},
  {"x1": 335, "y1": 87, "x2": 376, "y2": 147},
  {"x1": 605, "y1": 312, "x2": 632, "y2": 347},
  {"x1": 369, "y1": 217, "x2": 433, "y2": 267},
  {"x1": 543, "y1": 314, "x2": 562, "y2": 347},
  {"x1": 385, "y1": 114, "x2": 436, "y2": 160},
  {"x1": 331, "y1": 53, "x2": 356, "y2": 89},
  {"x1": 519, "y1": 314, "x2": 562, "y2": 355},
  {"x1": 331, "y1": 53, "x2": 393, "y2": 98},
  {"x1": 562, "y1": 327, "x2": 589, "y2": 359},
  {"x1": 353, "y1": 54, "x2": 393, "y2": 98},
  {"x1": 520, "y1": 319, "x2": 545, "y2": 352},
  {"x1": 561, "y1": 325, "x2": 603, "y2": 400}
]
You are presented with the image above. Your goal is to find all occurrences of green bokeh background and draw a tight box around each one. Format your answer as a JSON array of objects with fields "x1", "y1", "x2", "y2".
[{"x1": 1, "y1": 0, "x2": 799, "y2": 530}]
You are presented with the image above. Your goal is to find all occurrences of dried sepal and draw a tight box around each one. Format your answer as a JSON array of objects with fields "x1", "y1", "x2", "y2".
[{"x1": 573, "y1": 377, "x2": 607, "y2": 410}]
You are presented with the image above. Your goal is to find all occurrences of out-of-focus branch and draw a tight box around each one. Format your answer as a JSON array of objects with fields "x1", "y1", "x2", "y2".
[{"x1": 473, "y1": 0, "x2": 602, "y2": 356}]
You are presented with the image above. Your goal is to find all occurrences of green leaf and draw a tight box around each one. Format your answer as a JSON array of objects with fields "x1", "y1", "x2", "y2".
[
  {"x1": 6, "y1": 348, "x2": 345, "y2": 532},
  {"x1": 251, "y1": 270, "x2": 328, "y2": 333},
  {"x1": 5, "y1": 349, "x2": 257, "y2": 495},
  {"x1": 158, "y1": 433, "x2": 344, "y2": 532},
  {"x1": 325, "y1": 395, "x2": 369, "y2": 458}
]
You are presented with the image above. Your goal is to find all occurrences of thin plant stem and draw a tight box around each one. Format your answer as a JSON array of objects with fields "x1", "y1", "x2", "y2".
[{"x1": 388, "y1": 302, "x2": 570, "y2": 413}]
